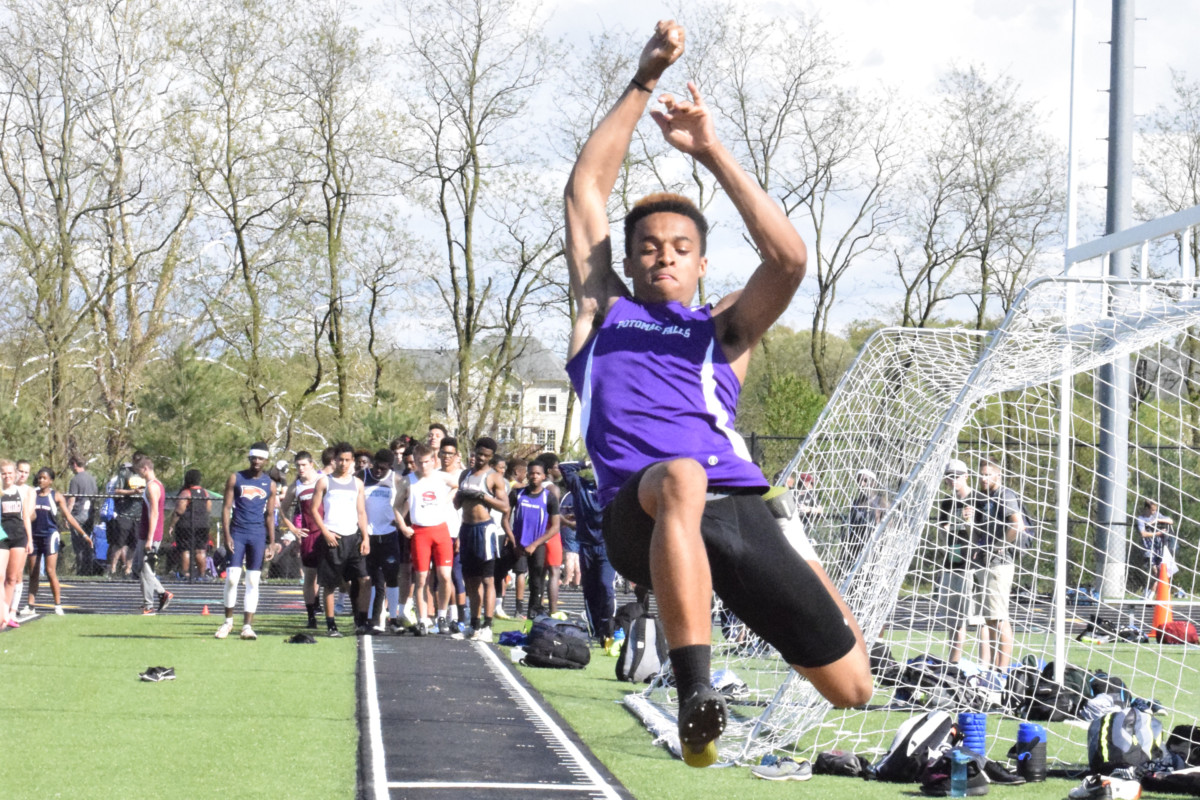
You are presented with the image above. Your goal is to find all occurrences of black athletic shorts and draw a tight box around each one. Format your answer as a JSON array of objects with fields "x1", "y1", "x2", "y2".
[
  {"x1": 495, "y1": 537, "x2": 528, "y2": 577},
  {"x1": 602, "y1": 464, "x2": 857, "y2": 669},
  {"x1": 316, "y1": 532, "x2": 369, "y2": 589},
  {"x1": 110, "y1": 516, "x2": 138, "y2": 550},
  {"x1": 174, "y1": 525, "x2": 210, "y2": 552},
  {"x1": 367, "y1": 533, "x2": 402, "y2": 587}
]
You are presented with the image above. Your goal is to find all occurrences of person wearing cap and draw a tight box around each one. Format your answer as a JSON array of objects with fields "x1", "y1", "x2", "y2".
[
  {"x1": 216, "y1": 442, "x2": 278, "y2": 641},
  {"x1": 938, "y1": 459, "x2": 977, "y2": 663},
  {"x1": 844, "y1": 468, "x2": 886, "y2": 565}
]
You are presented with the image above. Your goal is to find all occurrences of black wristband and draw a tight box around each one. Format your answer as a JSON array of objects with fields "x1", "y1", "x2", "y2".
[{"x1": 630, "y1": 78, "x2": 652, "y2": 94}]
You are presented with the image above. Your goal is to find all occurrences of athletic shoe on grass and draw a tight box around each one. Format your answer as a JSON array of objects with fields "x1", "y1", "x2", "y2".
[
  {"x1": 327, "y1": 627, "x2": 344, "y2": 639},
  {"x1": 54, "y1": 605, "x2": 64, "y2": 616},
  {"x1": 1069, "y1": 775, "x2": 1141, "y2": 800},
  {"x1": 750, "y1": 755, "x2": 812, "y2": 782},
  {"x1": 214, "y1": 620, "x2": 234, "y2": 639},
  {"x1": 472, "y1": 626, "x2": 493, "y2": 643},
  {"x1": 139, "y1": 666, "x2": 176, "y2": 682},
  {"x1": 157, "y1": 591, "x2": 174, "y2": 612},
  {"x1": 677, "y1": 686, "x2": 727, "y2": 768},
  {"x1": 240, "y1": 625, "x2": 257, "y2": 640},
  {"x1": 493, "y1": 607, "x2": 512, "y2": 620},
  {"x1": 142, "y1": 608, "x2": 156, "y2": 616}
]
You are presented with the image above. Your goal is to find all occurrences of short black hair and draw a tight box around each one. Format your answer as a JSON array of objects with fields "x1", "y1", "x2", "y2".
[
  {"x1": 475, "y1": 436, "x2": 498, "y2": 454},
  {"x1": 294, "y1": 451, "x2": 313, "y2": 464},
  {"x1": 428, "y1": 422, "x2": 448, "y2": 434},
  {"x1": 250, "y1": 441, "x2": 269, "y2": 453},
  {"x1": 374, "y1": 448, "x2": 394, "y2": 466},
  {"x1": 183, "y1": 469, "x2": 203, "y2": 487},
  {"x1": 320, "y1": 446, "x2": 336, "y2": 467},
  {"x1": 440, "y1": 437, "x2": 458, "y2": 452},
  {"x1": 623, "y1": 193, "x2": 708, "y2": 258},
  {"x1": 535, "y1": 452, "x2": 559, "y2": 469},
  {"x1": 333, "y1": 441, "x2": 354, "y2": 457}
]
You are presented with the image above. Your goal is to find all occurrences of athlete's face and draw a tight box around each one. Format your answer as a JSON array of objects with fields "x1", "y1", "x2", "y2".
[
  {"x1": 371, "y1": 459, "x2": 391, "y2": 479},
  {"x1": 471, "y1": 446, "x2": 493, "y2": 470},
  {"x1": 623, "y1": 212, "x2": 707, "y2": 304},
  {"x1": 333, "y1": 452, "x2": 355, "y2": 477},
  {"x1": 527, "y1": 464, "x2": 546, "y2": 489},
  {"x1": 247, "y1": 455, "x2": 266, "y2": 474},
  {"x1": 16, "y1": 463, "x2": 29, "y2": 485},
  {"x1": 0, "y1": 464, "x2": 13, "y2": 488},
  {"x1": 356, "y1": 454, "x2": 371, "y2": 474},
  {"x1": 427, "y1": 428, "x2": 444, "y2": 449},
  {"x1": 415, "y1": 453, "x2": 437, "y2": 478},
  {"x1": 439, "y1": 445, "x2": 457, "y2": 471},
  {"x1": 37, "y1": 472, "x2": 52, "y2": 489},
  {"x1": 295, "y1": 457, "x2": 315, "y2": 482},
  {"x1": 137, "y1": 463, "x2": 152, "y2": 480}
]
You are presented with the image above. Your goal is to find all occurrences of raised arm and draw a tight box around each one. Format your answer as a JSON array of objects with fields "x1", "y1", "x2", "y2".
[
  {"x1": 564, "y1": 20, "x2": 685, "y2": 359},
  {"x1": 650, "y1": 83, "x2": 808, "y2": 380}
]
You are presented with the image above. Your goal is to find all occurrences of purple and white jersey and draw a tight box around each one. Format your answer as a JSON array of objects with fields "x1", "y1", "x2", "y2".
[{"x1": 565, "y1": 296, "x2": 766, "y2": 506}]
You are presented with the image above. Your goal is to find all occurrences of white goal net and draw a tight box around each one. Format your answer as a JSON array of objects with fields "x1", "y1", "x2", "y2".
[{"x1": 626, "y1": 266, "x2": 1200, "y2": 766}]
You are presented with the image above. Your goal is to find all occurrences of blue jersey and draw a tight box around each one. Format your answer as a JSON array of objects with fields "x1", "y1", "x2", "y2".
[
  {"x1": 565, "y1": 296, "x2": 765, "y2": 506},
  {"x1": 230, "y1": 470, "x2": 271, "y2": 537},
  {"x1": 33, "y1": 490, "x2": 58, "y2": 537}
]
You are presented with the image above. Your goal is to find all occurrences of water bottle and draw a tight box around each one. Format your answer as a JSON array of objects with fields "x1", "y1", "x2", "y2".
[{"x1": 950, "y1": 749, "x2": 971, "y2": 798}]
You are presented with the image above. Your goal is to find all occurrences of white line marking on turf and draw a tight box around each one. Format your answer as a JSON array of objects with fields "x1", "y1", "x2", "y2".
[
  {"x1": 475, "y1": 641, "x2": 622, "y2": 800},
  {"x1": 362, "y1": 636, "x2": 388, "y2": 800},
  {"x1": 386, "y1": 782, "x2": 599, "y2": 791}
]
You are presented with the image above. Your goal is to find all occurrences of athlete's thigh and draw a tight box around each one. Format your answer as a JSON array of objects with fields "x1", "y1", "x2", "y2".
[{"x1": 703, "y1": 495, "x2": 856, "y2": 669}]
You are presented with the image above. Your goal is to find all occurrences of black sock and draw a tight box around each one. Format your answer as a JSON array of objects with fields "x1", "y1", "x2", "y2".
[
  {"x1": 354, "y1": 611, "x2": 367, "y2": 627},
  {"x1": 471, "y1": 617, "x2": 481, "y2": 630},
  {"x1": 457, "y1": 603, "x2": 467, "y2": 622},
  {"x1": 306, "y1": 602, "x2": 318, "y2": 621},
  {"x1": 670, "y1": 645, "x2": 712, "y2": 698},
  {"x1": 483, "y1": 615, "x2": 493, "y2": 629},
  {"x1": 326, "y1": 617, "x2": 338, "y2": 630}
]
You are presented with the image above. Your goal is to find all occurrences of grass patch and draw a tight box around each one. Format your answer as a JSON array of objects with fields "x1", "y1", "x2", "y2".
[
  {"x1": 510, "y1": 630, "x2": 1198, "y2": 800},
  {"x1": 0, "y1": 614, "x2": 357, "y2": 799}
]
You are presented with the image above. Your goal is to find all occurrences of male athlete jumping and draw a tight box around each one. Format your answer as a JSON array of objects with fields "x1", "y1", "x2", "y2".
[{"x1": 563, "y1": 20, "x2": 871, "y2": 766}]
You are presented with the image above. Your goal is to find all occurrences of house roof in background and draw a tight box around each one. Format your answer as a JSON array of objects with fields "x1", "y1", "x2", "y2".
[{"x1": 397, "y1": 336, "x2": 565, "y2": 385}]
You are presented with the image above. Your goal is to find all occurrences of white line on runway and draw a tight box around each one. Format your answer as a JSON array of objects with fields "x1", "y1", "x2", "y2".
[
  {"x1": 363, "y1": 636, "x2": 388, "y2": 800},
  {"x1": 386, "y1": 781, "x2": 601, "y2": 791},
  {"x1": 474, "y1": 641, "x2": 622, "y2": 800}
]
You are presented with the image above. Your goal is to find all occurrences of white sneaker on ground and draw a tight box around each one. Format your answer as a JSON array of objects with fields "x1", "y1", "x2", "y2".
[
  {"x1": 472, "y1": 626, "x2": 494, "y2": 643},
  {"x1": 54, "y1": 605, "x2": 64, "y2": 616},
  {"x1": 214, "y1": 620, "x2": 234, "y2": 639},
  {"x1": 493, "y1": 606, "x2": 512, "y2": 620},
  {"x1": 240, "y1": 625, "x2": 257, "y2": 640}
]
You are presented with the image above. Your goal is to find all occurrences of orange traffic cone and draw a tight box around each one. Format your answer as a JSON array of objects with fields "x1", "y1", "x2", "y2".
[
  {"x1": 201, "y1": 604, "x2": 210, "y2": 616},
  {"x1": 1150, "y1": 561, "x2": 1174, "y2": 638}
]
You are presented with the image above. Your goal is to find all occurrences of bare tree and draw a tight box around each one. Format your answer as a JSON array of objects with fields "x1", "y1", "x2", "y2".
[
  {"x1": 174, "y1": 0, "x2": 305, "y2": 436},
  {"x1": 393, "y1": 0, "x2": 562, "y2": 439}
]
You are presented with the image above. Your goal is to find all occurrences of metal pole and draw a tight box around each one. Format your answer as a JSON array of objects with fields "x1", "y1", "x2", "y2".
[{"x1": 1097, "y1": 0, "x2": 1135, "y2": 598}]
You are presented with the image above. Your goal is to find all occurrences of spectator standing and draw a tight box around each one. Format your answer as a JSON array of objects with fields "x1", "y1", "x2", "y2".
[
  {"x1": 972, "y1": 459, "x2": 1023, "y2": 671},
  {"x1": 937, "y1": 459, "x2": 977, "y2": 663},
  {"x1": 560, "y1": 460, "x2": 616, "y2": 639},
  {"x1": 65, "y1": 456, "x2": 98, "y2": 575},
  {"x1": 1134, "y1": 499, "x2": 1175, "y2": 597},
  {"x1": 216, "y1": 443, "x2": 277, "y2": 640},
  {"x1": 505, "y1": 461, "x2": 561, "y2": 617},
  {"x1": 454, "y1": 437, "x2": 509, "y2": 641},
  {"x1": 1, "y1": 459, "x2": 33, "y2": 627},
  {"x1": 26, "y1": 467, "x2": 89, "y2": 614},
  {"x1": 109, "y1": 459, "x2": 144, "y2": 579},
  {"x1": 845, "y1": 469, "x2": 886, "y2": 565},
  {"x1": 133, "y1": 454, "x2": 173, "y2": 615},
  {"x1": 170, "y1": 469, "x2": 212, "y2": 582}
]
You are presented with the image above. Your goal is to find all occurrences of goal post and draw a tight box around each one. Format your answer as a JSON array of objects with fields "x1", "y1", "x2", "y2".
[{"x1": 625, "y1": 263, "x2": 1200, "y2": 766}]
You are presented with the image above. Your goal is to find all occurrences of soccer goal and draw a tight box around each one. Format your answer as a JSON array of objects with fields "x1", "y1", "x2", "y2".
[{"x1": 625, "y1": 210, "x2": 1200, "y2": 766}]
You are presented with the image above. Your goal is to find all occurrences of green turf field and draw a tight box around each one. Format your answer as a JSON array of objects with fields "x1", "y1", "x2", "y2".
[
  {"x1": 514, "y1": 632, "x2": 1200, "y2": 800},
  {"x1": 4, "y1": 612, "x2": 1195, "y2": 799},
  {"x1": 0, "y1": 614, "x2": 357, "y2": 800}
]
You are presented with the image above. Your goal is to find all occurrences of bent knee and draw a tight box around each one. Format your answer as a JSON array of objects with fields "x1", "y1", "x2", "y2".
[{"x1": 826, "y1": 674, "x2": 874, "y2": 709}]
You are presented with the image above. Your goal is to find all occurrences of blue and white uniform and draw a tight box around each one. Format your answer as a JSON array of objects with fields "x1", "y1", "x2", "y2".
[
  {"x1": 229, "y1": 470, "x2": 271, "y2": 570},
  {"x1": 32, "y1": 490, "x2": 62, "y2": 556}
]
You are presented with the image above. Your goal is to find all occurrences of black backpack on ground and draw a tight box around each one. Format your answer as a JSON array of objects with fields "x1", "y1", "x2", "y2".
[
  {"x1": 872, "y1": 710, "x2": 959, "y2": 783},
  {"x1": 523, "y1": 617, "x2": 591, "y2": 669},
  {"x1": 1167, "y1": 725, "x2": 1200, "y2": 766},
  {"x1": 616, "y1": 612, "x2": 668, "y2": 683}
]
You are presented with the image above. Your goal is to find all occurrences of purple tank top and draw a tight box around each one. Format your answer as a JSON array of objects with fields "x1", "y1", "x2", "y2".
[{"x1": 565, "y1": 296, "x2": 765, "y2": 506}]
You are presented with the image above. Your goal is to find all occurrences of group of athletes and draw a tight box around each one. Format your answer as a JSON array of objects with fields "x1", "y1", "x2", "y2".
[{"x1": 208, "y1": 429, "x2": 577, "y2": 642}]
